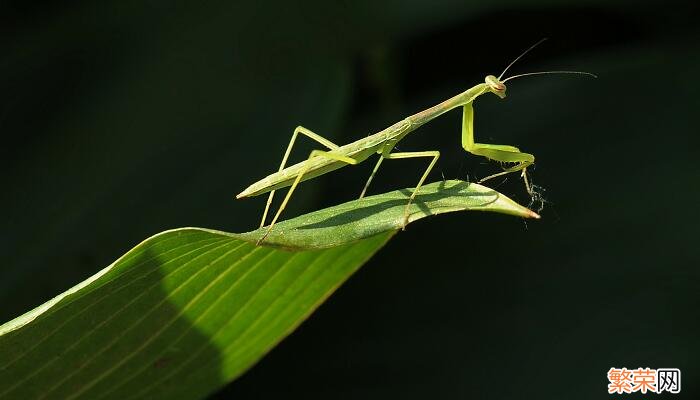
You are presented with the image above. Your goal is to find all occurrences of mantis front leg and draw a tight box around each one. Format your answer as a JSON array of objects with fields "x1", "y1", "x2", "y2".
[{"x1": 461, "y1": 102, "x2": 535, "y2": 194}]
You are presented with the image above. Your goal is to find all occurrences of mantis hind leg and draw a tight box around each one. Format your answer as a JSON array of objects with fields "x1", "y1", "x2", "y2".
[
  {"x1": 460, "y1": 102, "x2": 535, "y2": 194},
  {"x1": 381, "y1": 148, "x2": 440, "y2": 229},
  {"x1": 258, "y1": 150, "x2": 358, "y2": 245},
  {"x1": 260, "y1": 126, "x2": 339, "y2": 228},
  {"x1": 358, "y1": 155, "x2": 385, "y2": 199}
]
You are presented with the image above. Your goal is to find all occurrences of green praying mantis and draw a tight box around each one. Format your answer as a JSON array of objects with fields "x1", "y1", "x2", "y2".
[{"x1": 237, "y1": 39, "x2": 596, "y2": 244}]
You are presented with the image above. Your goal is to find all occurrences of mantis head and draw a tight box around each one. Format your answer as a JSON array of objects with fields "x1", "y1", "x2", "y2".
[{"x1": 485, "y1": 75, "x2": 507, "y2": 98}]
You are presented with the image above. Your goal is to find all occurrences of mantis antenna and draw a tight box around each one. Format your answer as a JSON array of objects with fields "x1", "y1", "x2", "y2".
[
  {"x1": 503, "y1": 70, "x2": 597, "y2": 83},
  {"x1": 497, "y1": 38, "x2": 549, "y2": 80},
  {"x1": 497, "y1": 38, "x2": 597, "y2": 83}
]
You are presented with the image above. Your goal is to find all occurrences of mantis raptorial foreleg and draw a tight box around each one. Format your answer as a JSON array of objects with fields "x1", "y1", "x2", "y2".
[
  {"x1": 460, "y1": 102, "x2": 535, "y2": 194},
  {"x1": 380, "y1": 148, "x2": 441, "y2": 228},
  {"x1": 259, "y1": 149, "x2": 358, "y2": 244},
  {"x1": 261, "y1": 126, "x2": 340, "y2": 228}
]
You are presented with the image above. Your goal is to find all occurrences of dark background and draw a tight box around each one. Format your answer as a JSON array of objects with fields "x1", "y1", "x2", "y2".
[{"x1": 2, "y1": 0, "x2": 698, "y2": 398}]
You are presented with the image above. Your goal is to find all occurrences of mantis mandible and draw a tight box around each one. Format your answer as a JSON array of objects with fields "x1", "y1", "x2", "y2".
[{"x1": 237, "y1": 39, "x2": 595, "y2": 243}]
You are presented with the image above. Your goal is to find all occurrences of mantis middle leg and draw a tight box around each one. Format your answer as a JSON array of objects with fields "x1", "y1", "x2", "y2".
[
  {"x1": 261, "y1": 126, "x2": 340, "y2": 228},
  {"x1": 377, "y1": 145, "x2": 440, "y2": 229},
  {"x1": 461, "y1": 102, "x2": 535, "y2": 194}
]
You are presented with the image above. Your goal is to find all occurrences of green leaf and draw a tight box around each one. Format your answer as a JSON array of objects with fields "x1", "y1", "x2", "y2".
[
  {"x1": 0, "y1": 180, "x2": 536, "y2": 399},
  {"x1": 239, "y1": 180, "x2": 539, "y2": 249}
]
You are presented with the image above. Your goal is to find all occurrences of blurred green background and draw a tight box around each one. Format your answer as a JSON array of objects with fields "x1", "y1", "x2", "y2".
[{"x1": 2, "y1": 0, "x2": 698, "y2": 398}]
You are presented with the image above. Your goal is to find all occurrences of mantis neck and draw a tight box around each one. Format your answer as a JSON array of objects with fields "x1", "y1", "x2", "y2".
[{"x1": 405, "y1": 83, "x2": 489, "y2": 128}]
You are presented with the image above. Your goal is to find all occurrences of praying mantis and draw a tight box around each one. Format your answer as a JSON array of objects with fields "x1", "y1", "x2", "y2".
[{"x1": 237, "y1": 39, "x2": 595, "y2": 244}]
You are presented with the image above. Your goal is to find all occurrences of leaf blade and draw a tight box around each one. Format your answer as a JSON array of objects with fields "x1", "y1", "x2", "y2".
[
  {"x1": 0, "y1": 180, "x2": 535, "y2": 399},
  {"x1": 239, "y1": 180, "x2": 539, "y2": 249}
]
